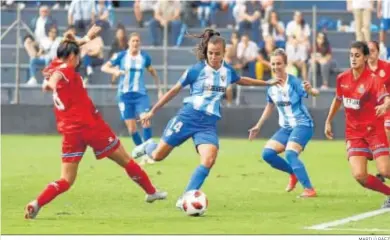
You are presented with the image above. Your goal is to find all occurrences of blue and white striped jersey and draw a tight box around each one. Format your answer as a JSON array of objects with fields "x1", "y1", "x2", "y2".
[
  {"x1": 179, "y1": 61, "x2": 240, "y2": 118},
  {"x1": 110, "y1": 50, "x2": 151, "y2": 95},
  {"x1": 266, "y1": 74, "x2": 314, "y2": 128}
]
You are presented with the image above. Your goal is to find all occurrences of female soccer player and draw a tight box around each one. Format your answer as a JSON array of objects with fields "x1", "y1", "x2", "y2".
[
  {"x1": 101, "y1": 32, "x2": 163, "y2": 165},
  {"x1": 325, "y1": 41, "x2": 390, "y2": 208},
  {"x1": 248, "y1": 49, "x2": 319, "y2": 198},
  {"x1": 132, "y1": 28, "x2": 282, "y2": 208},
  {"x1": 24, "y1": 26, "x2": 167, "y2": 219}
]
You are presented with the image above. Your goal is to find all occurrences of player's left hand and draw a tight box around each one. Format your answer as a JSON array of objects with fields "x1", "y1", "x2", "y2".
[
  {"x1": 302, "y1": 81, "x2": 312, "y2": 92},
  {"x1": 139, "y1": 111, "x2": 154, "y2": 126},
  {"x1": 375, "y1": 103, "x2": 388, "y2": 116}
]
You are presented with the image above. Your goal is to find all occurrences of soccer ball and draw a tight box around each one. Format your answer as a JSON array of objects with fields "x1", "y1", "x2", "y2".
[{"x1": 182, "y1": 190, "x2": 208, "y2": 217}]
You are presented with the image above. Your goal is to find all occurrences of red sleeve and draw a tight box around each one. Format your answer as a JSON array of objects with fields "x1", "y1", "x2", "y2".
[
  {"x1": 373, "y1": 75, "x2": 389, "y2": 103},
  {"x1": 335, "y1": 74, "x2": 343, "y2": 101},
  {"x1": 53, "y1": 65, "x2": 73, "y2": 110}
]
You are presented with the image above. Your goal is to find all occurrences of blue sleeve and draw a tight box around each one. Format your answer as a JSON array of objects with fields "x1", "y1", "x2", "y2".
[
  {"x1": 266, "y1": 88, "x2": 274, "y2": 103},
  {"x1": 143, "y1": 52, "x2": 152, "y2": 68},
  {"x1": 179, "y1": 65, "x2": 199, "y2": 87},
  {"x1": 292, "y1": 77, "x2": 308, "y2": 98},
  {"x1": 109, "y1": 51, "x2": 125, "y2": 67},
  {"x1": 230, "y1": 67, "x2": 241, "y2": 84}
]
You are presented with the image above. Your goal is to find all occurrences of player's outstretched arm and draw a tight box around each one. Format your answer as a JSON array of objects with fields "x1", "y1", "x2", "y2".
[
  {"x1": 236, "y1": 77, "x2": 282, "y2": 86},
  {"x1": 302, "y1": 81, "x2": 320, "y2": 96},
  {"x1": 42, "y1": 71, "x2": 63, "y2": 92},
  {"x1": 101, "y1": 61, "x2": 124, "y2": 79},
  {"x1": 376, "y1": 96, "x2": 390, "y2": 116},
  {"x1": 324, "y1": 98, "x2": 342, "y2": 140},
  {"x1": 248, "y1": 103, "x2": 275, "y2": 141}
]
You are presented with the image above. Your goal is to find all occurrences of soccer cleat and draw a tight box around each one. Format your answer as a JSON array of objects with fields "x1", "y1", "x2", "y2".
[
  {"x1": 381, "y1": 196, "x2": 390, "y2": 208},
  {"x1": 175, "y1": 196, "x2": 184, "y2": 210},
  {"x1": 376, "y1": 173, "x2": 386, "y2": 183},
  {"x1": 132, "y1": 139, "x2": 155, "y2": 159},
  {"x1": 24, "y1": 200, "x2": 40, "y2": 219},
  {"x1": 285, "y1": 174, "x2": 298, "y2": 192},
  {"x1": 145, "y1": 190, "x2": 168, "y2": 203},
  {"x1": 298, "y1": 188, "x2": 317, "y2": 198}
]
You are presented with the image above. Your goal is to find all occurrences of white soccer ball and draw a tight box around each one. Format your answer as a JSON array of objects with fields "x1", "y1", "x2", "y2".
[{"x1": 182, "y1": 190, "x2": 208, "y2": 216}]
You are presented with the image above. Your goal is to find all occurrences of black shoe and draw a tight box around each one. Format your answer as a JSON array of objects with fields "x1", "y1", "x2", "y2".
[{"x1": 376, "y1": 173, "x2": 386, "y2": 183}]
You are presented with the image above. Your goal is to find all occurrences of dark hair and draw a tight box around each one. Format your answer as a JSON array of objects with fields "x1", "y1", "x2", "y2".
[
  {"x1": 350, "y1": 41, "x2": 369, "y2": 56},
  {"x1": 268, "y1": 11, "x2": 279, "y2": 36},
  {"x1": 368, "y1": 40, "x2": 380, "y2": 51},
  {"x1": 57, "y1": 34, "x2": 80, "y2": 59},
  {"x1": 316, "y1": 32, "x2": 330, "y2": 56},
  {"x1": 115, "y1": 24, "x2": 128, "y2": 48},
  {"x1": 45, "y1": 25, "x2": 57, "y2": 36},
  {"x1": 270, "y1": 48, "x2": 288, "y2": 64},
  {"x1": 187, "y1": 28, "x2": 226, "y2": 61}
]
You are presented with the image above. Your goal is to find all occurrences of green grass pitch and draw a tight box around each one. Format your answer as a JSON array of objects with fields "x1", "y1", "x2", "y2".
[{"x1": 2, "y1": 135, "x2": 390, "y2": 234}]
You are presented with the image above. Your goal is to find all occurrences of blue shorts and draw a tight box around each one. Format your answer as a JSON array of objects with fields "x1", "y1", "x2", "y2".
[
  {"x1": 380, "y1": 18, "x2": 390, "y2": 31},
  {"x1": 162, "y1": 104, "x2": 219, "y2": 148},
  {"x1": 117, "y1": 93, "x2": 150, "y2": 120},
  {"x1": 271, "y1": 125, "x2": 313, "y2": 149}
]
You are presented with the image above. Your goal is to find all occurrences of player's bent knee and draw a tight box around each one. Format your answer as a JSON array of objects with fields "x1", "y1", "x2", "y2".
[
  {"x1": 201, "y1": 157, "x2": 216, "y2": 168},
  {"x1": 352, "y1": 172, "x2": 368, "y2": 184},
  {"x1": 262, "y1": 148, "x2": 277, "y2": 160}
]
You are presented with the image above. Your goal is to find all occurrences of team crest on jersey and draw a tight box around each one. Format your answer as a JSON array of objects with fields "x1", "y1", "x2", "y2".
[
  {"x1": 379, "y1": 70, "x2": 386, "y2": 78},
  {"x1": 221, "y1": 75, "x2": 226, "y2": 82},
  {"x1": 358, "y1": 84, "x2": 365, "y2": 94}
]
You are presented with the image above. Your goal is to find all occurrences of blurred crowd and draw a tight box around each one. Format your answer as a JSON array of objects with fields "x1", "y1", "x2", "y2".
[{"x1": 1, "y1": 0, "x2": 389, "y2": 99}]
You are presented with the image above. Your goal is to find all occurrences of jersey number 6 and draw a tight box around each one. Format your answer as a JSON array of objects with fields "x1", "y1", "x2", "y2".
[{"x1": 53, "y1": 92, "x2": 65, "y2": 110}]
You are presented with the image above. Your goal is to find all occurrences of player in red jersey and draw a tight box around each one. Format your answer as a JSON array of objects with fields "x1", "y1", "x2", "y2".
[
  {"x1": 325, "y1": 41, "x2": 390, "y2": 208},
  {"x1": 24, "y1": 26, "x2": 167, "y2": 219},
  {"x1": 368, "y1": 41, "x2": 390, "y2": 183}
]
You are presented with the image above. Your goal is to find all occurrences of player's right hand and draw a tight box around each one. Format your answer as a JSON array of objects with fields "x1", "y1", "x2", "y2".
[
  {"x1": 248, "y1": 125, "x2": 261, "y2": 141},
  {"x1": 324, "y1": 122, "x2": 333, "y2": 140}
]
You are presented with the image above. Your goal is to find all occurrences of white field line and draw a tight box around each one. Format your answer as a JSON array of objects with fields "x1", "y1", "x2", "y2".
[
  {"x1": 326, "y1": 228, "x2": 390, "y2": 232},
  {"x1": 304, "y1": 208, "x2": 390, "y2": 230}
]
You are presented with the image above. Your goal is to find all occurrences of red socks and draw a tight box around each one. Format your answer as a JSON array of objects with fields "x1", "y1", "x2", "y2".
[
  {"x1": 125, "y1": 160, "x2": 156, "y2": 195},
  {"x1": 364, "y1": 174, "x2": 390, "y2": 195},
  {"x1": 37, "y1": 179, "x2": 70, "y2": 207}
]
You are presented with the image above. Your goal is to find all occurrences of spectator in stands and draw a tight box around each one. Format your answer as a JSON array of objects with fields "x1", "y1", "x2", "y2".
[
  {"x1": 347, "y1": 0, "x2": 373, "y2": 42},
  {"x1": 377, "y1": 0, "x2": 390, "y2": 59},
  {"x1": 197, "y1": 0, "x2": 212, "y2": 28},
  {"x1": 285, "y1": 11, "x2": 310, "y2": 81},
  {"x1": 51, "y1": 0, "x2": 71, "y2": 10},
  {"x1": 224, "y1": 35, "x2": 243, "y2": 107},
  {"x1": 134, "y1": 0, "x2": 156, "y2": 28},
  {"x1": 210, "y1": 0, "x2": 235, "y2": 28},
  {"x1": 108, "y1": 24, "x2": 128, "y2": 84},
  {"x1": 23, "y1": 5, "x2": 57, "y2": 60},
  {"x1": 81, "y1": 34, "x2": 105, "y2": 85},
  {"x1": 229, "y1": 31, "x2": 240, "y2": 58},
  {"x1": 237, "y1": 34, "x2": 258, "y2": 78},
  {"x1": 262, "y1": 10, "x2": 285, "y2": 49},
  {"x1": 255, "y1": 35, "x2": 276, "y2": 80},
  {"x1": 149, "y1": 0, "x2": 182, "y2": 46},
  {"x1": 308, "y1": 32, "x2": 334, "y2": 90},
  {"x1": 95, "y1": 0, "x2": 112, "y2": 30},
  {"x1": 234, "y1": 0, "x2": 262, "y2": 44},
  {"x1": 260, "y1": 0, "x2": 274, "y2": 23},
  {"x1": 68, "y1": 0, "x2": 96, "y2": 36},
  {"x1": 26, "y1": 25, "x2": 61, "y2": 86}
]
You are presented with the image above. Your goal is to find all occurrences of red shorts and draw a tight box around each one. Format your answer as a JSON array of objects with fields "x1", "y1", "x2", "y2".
[
  {"x1": 346, "y1": 131, "x2": 389, "y2": 160},
  {"x1": 61, "y1": 119, "x2": 121, "y2": 163}
]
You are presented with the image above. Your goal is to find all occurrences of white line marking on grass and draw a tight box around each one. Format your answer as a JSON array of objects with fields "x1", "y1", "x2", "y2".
[
  {"x1": 305, "y1": 208, "x2": 390, "y2": 230},
  {"x1": 328, "y1": 228, "x2": 390, "y2": 232}
]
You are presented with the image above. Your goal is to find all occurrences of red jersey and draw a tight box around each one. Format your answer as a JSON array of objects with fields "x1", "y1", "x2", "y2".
[
  {"x1": 43, "y1": 59, "x2": 100, "y2": 133},
  {"x1": 336, "y1": 67, "x2": 389, "y2": 138},
  {"x1": 370, "y1": 59, "x2": 390, "y2": 92}
]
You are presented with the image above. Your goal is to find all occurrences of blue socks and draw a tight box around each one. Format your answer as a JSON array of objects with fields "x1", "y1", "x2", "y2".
[
  {"x1": 285, "y1": 150, "x2": 313, "y2": 189},
  {"x1": 131, "y1": 132, "x2": 143, "y2": 146},
  {"x1": 184, "y1": 165, "x2": 210, "y2": 192},
  {"x1": 143, "y1": 128, "x2": 152, "y2": 141},
  {"x1": 262, "y1": 148, "x2": 293, "y2": 175}
]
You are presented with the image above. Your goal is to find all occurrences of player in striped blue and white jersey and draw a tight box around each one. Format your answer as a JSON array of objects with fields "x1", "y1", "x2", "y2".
[
  {"x1": 101, "y1": 32, "x2": 163, "y2": 163},
  {"x1": 249, "y1": 49, "x2": 319, "y2": 198},
  {"x1": 378, "y1": 0, "x2": 390, "y2": 59},
  {"x1": 132, "y1": 28, "x2": 281, "y2": 208}
]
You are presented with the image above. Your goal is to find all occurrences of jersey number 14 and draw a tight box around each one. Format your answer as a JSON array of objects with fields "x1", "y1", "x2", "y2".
[{"x1": 165, "y1": 117, "x2": 183, "y2": 136}]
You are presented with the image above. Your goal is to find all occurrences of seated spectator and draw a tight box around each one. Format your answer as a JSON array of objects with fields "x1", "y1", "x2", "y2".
[
  {"x1": 234, "y1": 0, "x2": 262, "y2": 44},
  {"x1": 81, "y1": 35, "x2": 105, "y2": 85},
  {"x1": 95, "y1": 0, "x2": 112, "y2": 30},
  {"x1": 210, "y1": 0, "x2": 235, "y2": 28},
  {"x1": 108, "y1": 24, "x2": 128, "y2": 84},
  {"x1": 308, "y1": 32, "x2": 334, "y2": 90},
  {"x1": 23, "y1": 5, "x2": 57, "y2": 60},
  {"x1": 197, "y1": 0, "x2": 212, "y2": 28},
  {"x1": 149, "y1": 0, "x2": 182, "y2": 46},
  {"x1": 255, "y1": 36, "x2": 276, "y2": 80},
  {"x1": 237, "y1": 34, "x2": 258, "y2": 79},
  {"x1": 262, "y1": 11, "x2": 285, "y2": 49},
  {"x1": 260, "y1": 0, "x2": 274, "y2": 23},
  {"x1": 229, "y1": 31, "x2": 240, "y2": 56},
  {"x1": 224, "y1": 42, "x2": 243, "y2": 107},
  {"x1": 134, "y1": 0, "x2": 156, "y2": 27},
  {"x1": 27, "y1": 25, "x2": 61, "y2": 86},
  {"x1": 285, "y1": 11, "x2": 310, "y2": 81},
  {"x1": 68, "y1": 0, "x2": 96, "y2": 36}
]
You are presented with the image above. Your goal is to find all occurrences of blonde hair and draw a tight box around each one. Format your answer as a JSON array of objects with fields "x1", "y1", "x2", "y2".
[{"x1": 270, "y1": 48, "x2": 288, "y2": 64}]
